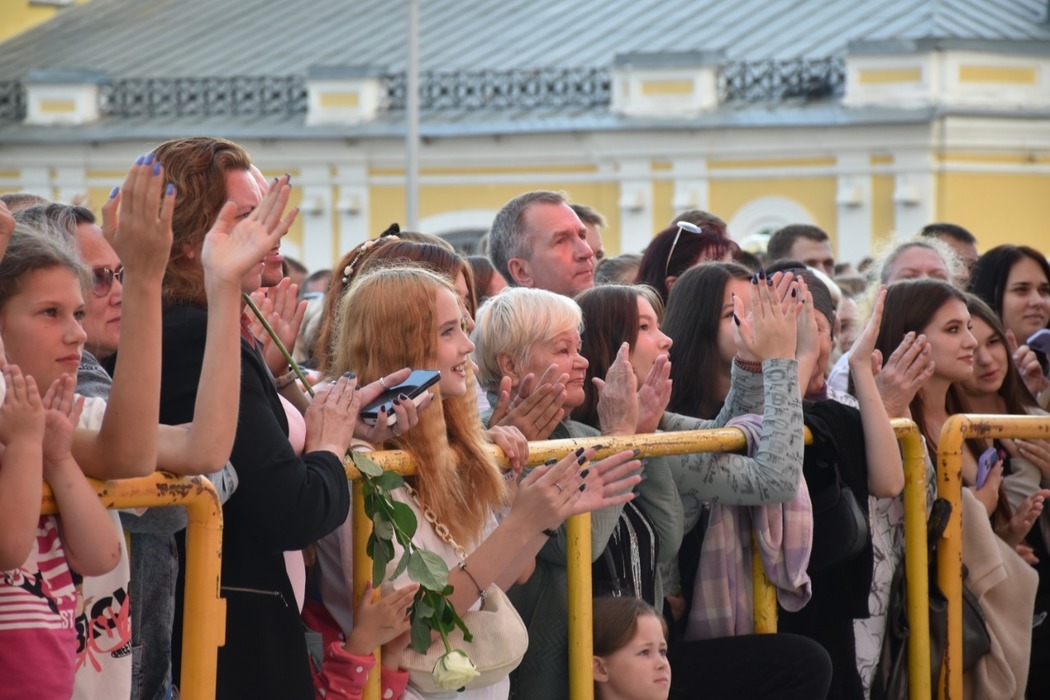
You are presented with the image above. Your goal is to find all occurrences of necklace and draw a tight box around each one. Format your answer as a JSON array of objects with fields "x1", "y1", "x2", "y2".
[{"x1": 402, "y1": 481, "x2": 466, "y2": 559}]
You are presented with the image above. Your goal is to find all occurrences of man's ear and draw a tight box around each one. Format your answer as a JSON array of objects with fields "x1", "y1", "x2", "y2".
[
  {"x1": 507, "y1": 257, "x2": 534, "y2": 288},
  {"x1": 593, "y1": 656, "x2": 610, "y2": 683},
  {"x1": 496, "y1": 352, "x2": 521, "y2": 384}
]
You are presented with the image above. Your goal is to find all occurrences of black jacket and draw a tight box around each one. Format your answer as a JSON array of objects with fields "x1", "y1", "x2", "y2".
[{"x1": 161, "y1": 305, "x2": 350, "y2": 699}]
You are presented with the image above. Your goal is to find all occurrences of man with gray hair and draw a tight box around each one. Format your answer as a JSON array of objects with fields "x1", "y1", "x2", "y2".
[{"x1": 489, "y1": 190, "x2": 595, "y2": 297}]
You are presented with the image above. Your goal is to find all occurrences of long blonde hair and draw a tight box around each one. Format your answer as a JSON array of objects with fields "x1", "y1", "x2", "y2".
[{"x1": 332, "y1": 266, "x2": 505, "y2": 546}]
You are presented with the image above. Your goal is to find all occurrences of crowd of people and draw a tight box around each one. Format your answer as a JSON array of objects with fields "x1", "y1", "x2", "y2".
[{"x1": 1, "y1": 135, "x2": 1049, "y2": 700}]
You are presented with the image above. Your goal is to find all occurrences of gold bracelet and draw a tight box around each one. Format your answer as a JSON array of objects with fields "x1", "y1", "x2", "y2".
[{"x1": 457, "y1": 561, "x2": 486, "y2": 600}]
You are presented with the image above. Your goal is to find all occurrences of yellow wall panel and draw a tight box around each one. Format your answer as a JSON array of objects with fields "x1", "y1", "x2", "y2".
[
  {"x1": 958, "y1": 66, "x2": 1037, "y2": 85},
  {"x1": 871, "y1": 174, "x2": 895, "y2": 245},
  {"x1": 858, "y1": 68, "x2": 922, "y2": 84},
  {"x1": 939, "y1": 172, "x2": 1050, "y2": 251},
  {"x1": 639, "y1": 80, "x2": 694, "y2": 96},
  {"x1": 710, "y1": 176, "x2": 838, "y2": 241},
  {"x1": 651, "y1": 179, "x2": 675, "y2": 240}
]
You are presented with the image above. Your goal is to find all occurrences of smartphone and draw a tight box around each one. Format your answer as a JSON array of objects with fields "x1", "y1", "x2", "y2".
[
  {"x1": 360, "y1": 370, "x2": 440, "y2": 426},
  {"x1": 975, "y1": 446, "x2": 1003, "y2": 489},
  {"x1": 1027, "y1": 329, "x2": 1050, "y2": 355}
]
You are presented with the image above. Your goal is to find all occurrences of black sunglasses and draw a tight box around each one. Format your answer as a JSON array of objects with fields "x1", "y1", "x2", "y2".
[{"x1": 91, "y1": 266, "x2": 125, "y2": 297}]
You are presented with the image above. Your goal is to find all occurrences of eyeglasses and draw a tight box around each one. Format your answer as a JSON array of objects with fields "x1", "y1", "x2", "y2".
[
  {"x1": 91, "y1": 266, "x2": 125, "y2": 297},
  {"x1": 664, "y1": 221, "x2": 704, "y2": 278}
]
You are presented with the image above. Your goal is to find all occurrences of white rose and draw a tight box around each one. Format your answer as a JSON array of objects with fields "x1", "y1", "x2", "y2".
[{"x1": 432, "y1": 649, "x2": 480, "y2": 690}]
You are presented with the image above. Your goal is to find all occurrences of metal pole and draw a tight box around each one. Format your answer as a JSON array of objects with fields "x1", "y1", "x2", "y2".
[{"x1": 405, "y1": 0, "x2": 420, "y2": 230}]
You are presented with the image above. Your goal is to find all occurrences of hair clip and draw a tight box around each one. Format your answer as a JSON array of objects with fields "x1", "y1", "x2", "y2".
[{"x1": 380, "y1": 222, "x2": 401, "y2": 237}]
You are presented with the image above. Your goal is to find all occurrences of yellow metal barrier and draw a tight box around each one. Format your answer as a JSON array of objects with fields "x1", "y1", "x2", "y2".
[
  {"x1": 936, "y1": 414, "x2": 1050, "y2": 700},
  {"x1": 41, "y1": 473, "x2": 225, "y2": 700},
  {"x1": 354, "y1": 420, "x2": 927, "y2": 700}
]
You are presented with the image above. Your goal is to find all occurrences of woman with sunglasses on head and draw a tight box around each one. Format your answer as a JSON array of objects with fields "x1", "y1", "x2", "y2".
[{"x1": 634, "y1": 221, "x2": 740, "y2": 305}]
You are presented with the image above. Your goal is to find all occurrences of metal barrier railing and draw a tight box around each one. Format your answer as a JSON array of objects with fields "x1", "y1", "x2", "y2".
[
  {"x1": 935, "y1": 414, "x2": 1050, "y2": 700},
  {"x1": 41, "y1": 473, "x2": 225, "y2": 700},
  {"x1": 354, "y1": 419, "x2": 928, "y2": 700}
]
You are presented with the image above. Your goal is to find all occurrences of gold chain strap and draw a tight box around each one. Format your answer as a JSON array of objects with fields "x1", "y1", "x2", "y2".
[{"x1": 402, "y1": 481, "x2": 467, "y2": 560}]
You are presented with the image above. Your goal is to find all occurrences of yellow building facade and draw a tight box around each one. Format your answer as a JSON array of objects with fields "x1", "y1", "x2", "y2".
[{"x1": 1, "y1": 4, "x2": 1048, "y2": 271}]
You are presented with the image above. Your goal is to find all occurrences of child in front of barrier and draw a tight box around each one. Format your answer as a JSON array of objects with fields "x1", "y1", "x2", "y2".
[
  {"x1": 0, "y1": 225, "x2": 122, "y2": 698},
  {"x1": 592, "y1": 596, "x2": 671, "y2": 700}
]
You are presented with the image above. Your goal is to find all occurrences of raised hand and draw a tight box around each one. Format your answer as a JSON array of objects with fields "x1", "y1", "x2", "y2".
[
  {"x1": 511, "y1": 447, "x2": 641, "y2": 533},
  {"x1": 849, "y1": 285, "x2": 886, "y2": 380},
  {"x1": 733, "y1": 268, "x2": 801, "y2": 362},
  {"x1": 872, "y1": 323, "x2": 935, "y2": 418},
  {"x1": 200, "y1": 174, "x2": 298, "y2": 288},
  {"x1": 1006, "y1": 330, "x2": 1049, "y2": 400},
  {"x1": 490, "y1": 365, "x2": 568, "y2": 441},
  {"x1": 594, "y1": 342, "x2": 639, "y2": 436},
  {"x1": 41, "y1": 374, "x2": 85, "y2": 471},
  {"x1": 0, "y1": 365, "x2": 45, "y2": 446},
  {"x1": 101, "y1": 154, "x2": 175, "y2": 283},
  {"x1": 636, "y1": 354, "x2": 672, "y2": 434},
  {"x1": 250, "y1": 277, "x2": 308, "y2": 374}
]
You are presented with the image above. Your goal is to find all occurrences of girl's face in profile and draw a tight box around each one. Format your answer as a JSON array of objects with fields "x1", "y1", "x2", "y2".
[
  {"x1": 434, "y1": 286, "x2": 475, "y2": 398},
  {"x1": 594, "y1": 614, "x2": 671, "y2": 700},
  {"x1": 0, "y1": 266, "x2": 87, "y2": 390},
  {"x1": 921, "y1": 297, "x2": 978, "y2": 384}
]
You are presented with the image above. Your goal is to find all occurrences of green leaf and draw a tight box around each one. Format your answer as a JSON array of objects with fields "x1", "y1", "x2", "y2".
[
  {"x1": 373, "y1": 512, "x2": 394, "y2": 541},
  {"x1": 408, "y1": 549, "x2": 450, "y2": 591},
  {"x1": 391, "y1": 549, "x2": 411, "y2": 580},
  {"x1": 414, "y1": 595, "x2": 435, "y2": 618},
  {"x1": 372, "y1": 537, "x2": 395, "y2": 586},
  {"x1": 389, "y1": 501, "x2": 418, "y2": 537},
  {"x1": 352, "y1": 452, "x2": 383, "y2": 477},
  {"x1": 410, "y1": 611, "x2": 432, "y2": 653},
  {"x1": 377, "y1": 470, "x2": 404, "y2": 492}
]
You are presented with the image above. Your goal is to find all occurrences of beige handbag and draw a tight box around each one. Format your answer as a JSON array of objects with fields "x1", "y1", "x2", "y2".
[
  {"x1": 400, "y1": 581, "x2": 528, "y2": 692},
  {"x1": 392, "y1": 483, "x2": 529, "y2": 692}
]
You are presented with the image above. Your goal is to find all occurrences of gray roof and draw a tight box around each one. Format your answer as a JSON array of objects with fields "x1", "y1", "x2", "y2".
[
  {"x1": 0, "y1": 0, "x2": 1048, "y2": 142},
  {"x1": 2, "y1": 0, "x2": 1049, "y2": 79}
]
